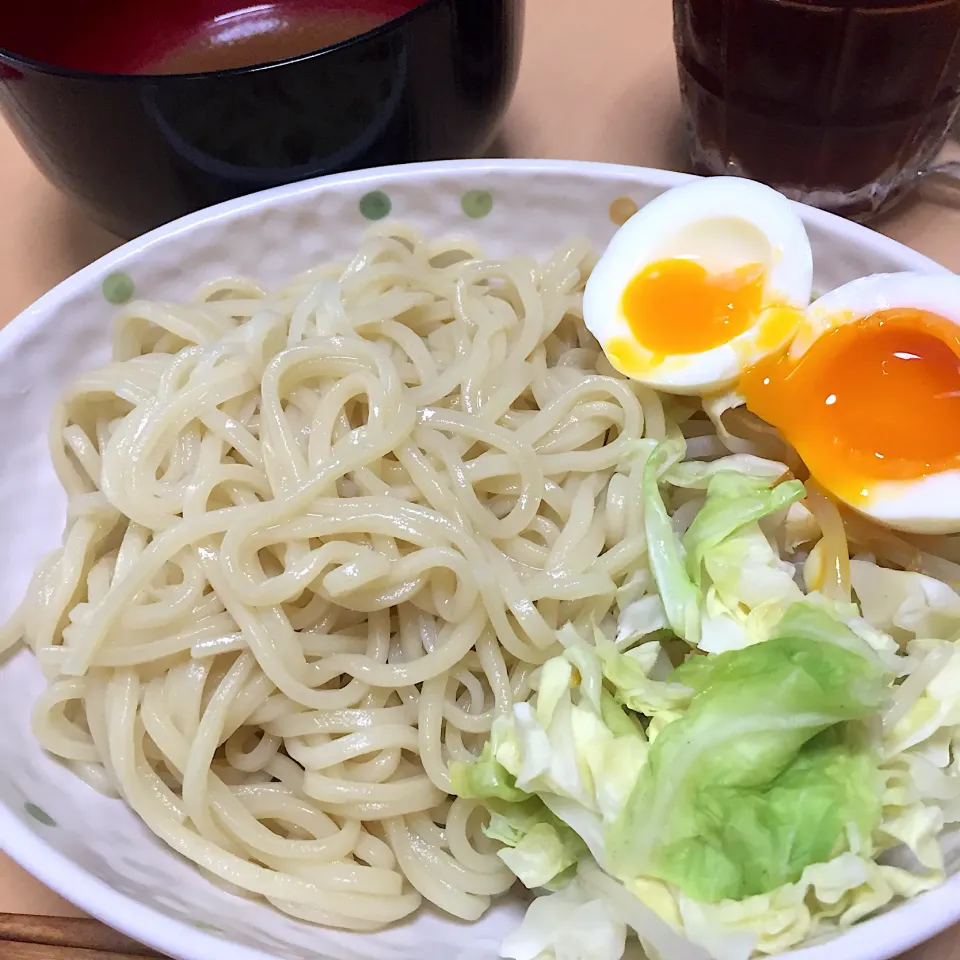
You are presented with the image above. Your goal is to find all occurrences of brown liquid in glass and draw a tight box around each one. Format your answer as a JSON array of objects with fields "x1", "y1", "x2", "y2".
[
  {"x1": 147, "y1": 7, "x2": 389, "y2": 73},
  {"x1": 674, "y1": 0, "x2": 960, "y2": 218}
]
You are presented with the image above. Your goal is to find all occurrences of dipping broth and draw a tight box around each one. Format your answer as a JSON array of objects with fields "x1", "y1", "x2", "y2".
[
  {"x1": 145, "y1": 6, "x2": 393, "y2": 74},
  {"x1": 0, "y1": 0, "x2": 420, "y2": 75}
]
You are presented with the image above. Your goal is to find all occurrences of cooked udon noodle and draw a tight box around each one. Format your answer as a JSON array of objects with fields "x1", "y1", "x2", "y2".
[
  {"x1": 1, "y1": 227, "x2": 678, "y2": 929},
  {"x1": 10, "y1": 226, "x2": 960, "y2": 935}
]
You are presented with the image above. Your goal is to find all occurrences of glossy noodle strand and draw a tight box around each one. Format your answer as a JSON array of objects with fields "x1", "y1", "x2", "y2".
[{"x1": 4, "y1": 228, "x2": 662, "y2": 929}]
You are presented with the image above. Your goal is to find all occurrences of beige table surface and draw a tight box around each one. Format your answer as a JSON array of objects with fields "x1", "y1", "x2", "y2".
[{"x1": 2, "y1": 0, "x2": 960, "y2": 955}]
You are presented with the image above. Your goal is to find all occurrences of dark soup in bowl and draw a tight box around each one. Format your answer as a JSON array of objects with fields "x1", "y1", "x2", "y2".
[
  {"x1": 0, "y1": 0, "x2": 524, "y2": 237},
  {"x1": 2, "y1": 0, "x2": 418, "y2": 74},
  {"x1": 147, "y1": 6, "x2": 395, "y2": 74}
]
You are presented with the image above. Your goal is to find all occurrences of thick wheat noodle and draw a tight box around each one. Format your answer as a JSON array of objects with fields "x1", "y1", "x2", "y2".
[
  {"x1": 804, "y1": 485, "x2": 852, "y2": 602},
  {"x1": 0, "y1": 227, "x2": 666, "y2": 930}
]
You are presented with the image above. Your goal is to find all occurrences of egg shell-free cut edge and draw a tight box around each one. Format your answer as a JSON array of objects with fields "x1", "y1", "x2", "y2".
[
  {"x1": 786, "y1": 273, "x2": 960, "y2": 534},
  {"x1": 582, "y1": 177, "x2": 813, "y2": 395}
]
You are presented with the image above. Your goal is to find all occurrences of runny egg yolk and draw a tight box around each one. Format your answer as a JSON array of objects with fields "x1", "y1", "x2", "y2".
[
  {"x1": 741, "y1": 308, "x2": 960, "y2": 502},
  {"x1": 620, "y1": 258, "x2": 766, "y2": 355}
]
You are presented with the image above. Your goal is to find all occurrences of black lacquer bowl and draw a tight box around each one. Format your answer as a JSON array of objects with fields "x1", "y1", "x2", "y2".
[{"x1": 0, "y1": 0, "x2": 523, "y2": 238}]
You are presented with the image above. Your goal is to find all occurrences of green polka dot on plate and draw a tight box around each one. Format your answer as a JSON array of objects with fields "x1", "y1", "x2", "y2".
[
  {"x1": 359, "y1": 190, "x2": 392, "y2": 221},
  {"x1": 461, "y1": 189, "x2": 493, "y2": 219},
  {"x1": 24, "y1": 802, "x2": 56, "y2": 827},
  {"x1": 102, "y1": 271, "x2": 135, "y2": 305}
]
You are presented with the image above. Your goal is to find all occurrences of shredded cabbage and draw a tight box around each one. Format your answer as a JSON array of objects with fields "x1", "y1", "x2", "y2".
[
  {"x1": 451, "y1": 446, "x2": 960, "y2": 960},
  {"x1": 608, "y1": 606, "x2": 888, "y2": 903}
]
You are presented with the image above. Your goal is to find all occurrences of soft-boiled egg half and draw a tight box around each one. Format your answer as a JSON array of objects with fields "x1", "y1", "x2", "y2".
[
  {"x1": 583, "y1": 177, "x2": 813, "y2": 394},
  {"x1": 741, "y1": 273, "x2": 960, "y2": 535}
]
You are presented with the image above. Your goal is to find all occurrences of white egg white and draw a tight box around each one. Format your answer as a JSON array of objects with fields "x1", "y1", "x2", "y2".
[
  {"x1": 584, "y1": 177, "x2": 813, "y2": 395},
  {"x1": 799, "y1": 272, "x2": 960, "y2": 356},
  {"x1": 799, "y1": 273, "x2": 960, "y2": 535}
]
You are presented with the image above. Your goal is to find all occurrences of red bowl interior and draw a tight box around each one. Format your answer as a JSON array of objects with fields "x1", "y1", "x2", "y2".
[{"x1": 0, "y1": 0, "x2": 422, "y2": 74}]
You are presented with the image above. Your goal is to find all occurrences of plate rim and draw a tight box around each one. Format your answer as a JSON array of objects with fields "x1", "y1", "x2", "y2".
[
  {"x1": 0, "y1": 158, "x2": 949, "y2": 360},
  {"x1": 0, "y1": 157, "x2": 953, "y2": 960}
]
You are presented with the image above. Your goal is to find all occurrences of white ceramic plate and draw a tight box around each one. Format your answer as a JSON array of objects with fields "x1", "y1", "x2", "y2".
[{"x1": 0, "y1": 159, "x2": 953, "y2": 960}]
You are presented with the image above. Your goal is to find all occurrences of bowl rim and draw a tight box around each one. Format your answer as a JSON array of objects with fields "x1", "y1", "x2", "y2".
[
  {"x1": 0, "y1": 157, "x2": 952, "y2": 960},
  {"x1": 0, "y1": 0, "x2": 441, "y2": 82}
]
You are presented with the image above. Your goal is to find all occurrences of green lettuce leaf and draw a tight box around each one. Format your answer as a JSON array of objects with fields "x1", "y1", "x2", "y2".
[
  {"x1": 607, "y1": 605, "x2": 889, "y2": 902},
  {"x1": 664, "y1": 454, "x2": 788, "y2": 490},
  {"x1": 683, "y1": 472, "x2": 805, "y2": 587},
  {"x1": 452, "y1": 640, "x2": 651, "y2": 873},
  {"x1": 499, "y1": 823, "x2": 582, "y2": 889},
  {"x1": 773, "y1": 601, "x2": 886, "y2": 663},
  {"x1": 696, "y1": 523, "x2": 805, "y2": 654},
  {"x1": 484, "y1": 797, "x2": 557, "y2": 846},
  {"x1": 595, "y1": 632, "x2": 694, "y2": 716},
  {"x1": 483, "y1": 797, "x2": 589, "y2": 889},
  {"x1": 643, "y1": 443, "x2": 701, "y2": 644},
  {"x1": 703, "y1": 524, "x2": 802, "y2": 617},
  {"x1": 673, "y1": 851, "x2": 940, "y2": 960},
  {"x1": 655, "y1": 729, "x2": 880, "y2": 902},
  {"x1": 450, "y1": 735, "x2": 530, "y2": 802}
]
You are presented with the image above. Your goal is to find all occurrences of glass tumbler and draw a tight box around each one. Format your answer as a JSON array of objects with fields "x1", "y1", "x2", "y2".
[{"x1": 674, "y1": 0, "x2": 960, "y2": 219}]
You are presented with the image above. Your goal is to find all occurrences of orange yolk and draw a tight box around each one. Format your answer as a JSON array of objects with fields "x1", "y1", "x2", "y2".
[
  {"x1": 741, "y1": 308, "x2": 960, "y2": 502},
  {"x1": 620, "y1": 258, "x2": 766, "y2": 355}
]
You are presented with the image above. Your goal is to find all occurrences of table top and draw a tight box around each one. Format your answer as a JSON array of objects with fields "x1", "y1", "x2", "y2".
[{"x1": 2, "y1": 0, "x2": 960, "y2": 955}]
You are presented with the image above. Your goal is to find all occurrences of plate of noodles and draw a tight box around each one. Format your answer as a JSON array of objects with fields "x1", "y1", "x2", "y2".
[{"x1": 2, "y1": 158, "x2": 960, "y2": 960}]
